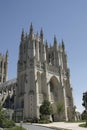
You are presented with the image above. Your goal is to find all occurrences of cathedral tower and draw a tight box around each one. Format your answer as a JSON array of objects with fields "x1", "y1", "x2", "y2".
[{"x1": 14, "y1": 24, "x2": 74, "y2": 122}]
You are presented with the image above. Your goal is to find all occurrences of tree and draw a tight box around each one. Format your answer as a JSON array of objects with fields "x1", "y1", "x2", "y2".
[
  {"x1": 40, "y1": 100, "x2": 53, "y2": 120},
  {"x1": 56, "y1": 102, "x2": 64, "y2": 121},
  {"x1": 0, "y1": 104, "x2": 5, "y2": 127},
  {"x1": 81, "y1": 110, "x2": 87, "y2": 120},
  {"x1": 0, "y1": 104, "x2": 15, "y2": 128},
  {"x1": 82, "y1": 91, "x2": 87, "y2": 126}
]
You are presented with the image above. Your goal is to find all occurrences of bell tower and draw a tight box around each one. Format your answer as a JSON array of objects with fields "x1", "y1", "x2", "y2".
[{"x1": 14, "y1": 24, "x2": 75, "y2": 122}]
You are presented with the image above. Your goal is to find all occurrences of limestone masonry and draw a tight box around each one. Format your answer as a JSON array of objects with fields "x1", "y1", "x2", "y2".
[{"x1": 0, "y1": 23, "x2": 75, "y2": 122}]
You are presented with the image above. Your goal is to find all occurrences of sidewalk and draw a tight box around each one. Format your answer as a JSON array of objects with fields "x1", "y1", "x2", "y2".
[
  {"x1": 0, "y1": 128, "x2": 3, "y2": 130},
  {"x1": 34, "y1": 122, "x2": 86, "y2": 130}
]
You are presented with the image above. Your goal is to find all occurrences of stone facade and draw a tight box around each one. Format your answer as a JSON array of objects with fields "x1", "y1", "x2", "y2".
[
  {"x1": 0, "y1": 51, "x2": 8, "y2": 84},
  {"x1": 14, "y1": 23, "x2": 75, "y2": 121},
  {"x1": 0, "y1": 24, "x2": 75, "y2": 122},
  {"x1": 0, "y1": 78, "x2": 16, "y2": 108}
]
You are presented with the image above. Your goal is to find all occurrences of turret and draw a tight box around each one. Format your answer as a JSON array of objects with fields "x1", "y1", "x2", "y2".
[
  {"x1": 25, "y1": 33, "x2": 28, "y2": 39},
  {"x1": 45, "y1": 40, "x2": 48, "y2": 63},
  {"x1": 54, "y1": 35, "x2": 57, "y2": 45},
  {"x1": 40, "y1": 28, "x2": 44, "y2": 42},
  {"x1": 5, "y1": 50, "x2": 8, "y2": 81},
  {"x1": 53, "y1": 36, "x2": 59, "y2": 66},
  {"x1": 35, "y1": 32, "x2": 39, "y2": 61},
  {"x1": 36, "y1": 32, "x2": 38, "y2": 37},
  {"x1": 29, "y1": 23, "x2": 33, "y2": 36},
  {"x1": 6, "y1": 50, "x2": 8, "y2": 60},
  {"x1": 54, "y1": 35, "x2": 58, "y2": 51},
  {"x1": 43, "y1": 44, "x2": 46, "y2": 62},
  {"x1": 62, "y1": 39, "x2": 65, "y2": 51},
  {"x1": 45, "y1": 40, "x2": 48, "y2": 50},
  {"x1": 21, "y1": 29, "x2": 24, "y2": 41}
]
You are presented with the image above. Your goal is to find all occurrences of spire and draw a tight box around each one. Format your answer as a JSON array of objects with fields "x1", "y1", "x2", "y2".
[
  {"x1": 46, "y1": 40, "x2": 48, "y2": 48},
  {"x1": 50, "y1": 43, "x2": 52, "y2": 48},
  {"x1": 40, "y1": 28, "x2": 44, "y2": 40},
  {"x1": 21, "y1": 28, "x2": 24, "y2": 41},
  {"x1": 36, "y1": 32, "x2": 38, "y2": 36},
  {"x1": 25, "y1": 33, "x2": 28, "y2": 39},
  {"x1": 62, "y1": 39, "x2": 65, "y2": 50},
  {"x1": 6, "y1": 50, "x2": 8, "y2": 61},
  {"x1": 45, "y1": 40, "x2": 48, "y2": 54},
  {"x1": 29, "y1": 22, "x2": 33, "y2": 35},
  {"x1": 36, "y1": 32, "x2": 39, "y2": 41},
  {"x1": 36, "y1": 32, "x2": 38, "y2": 38},
  {"x1": 54, "y1": 35, "x2": 57, "y2": 45}
]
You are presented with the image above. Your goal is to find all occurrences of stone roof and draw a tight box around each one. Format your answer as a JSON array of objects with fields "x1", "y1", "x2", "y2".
[{"x1": 0, "y1": 78, "x2": 17, "y2": 90}]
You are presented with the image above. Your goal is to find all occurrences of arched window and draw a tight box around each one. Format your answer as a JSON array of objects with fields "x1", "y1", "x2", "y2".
[
  {"x1": 21, "y1": 100, "x2": 24, "y2": 108},
  {"x1": 4, "y1": 62, "x2": 6, "y2": 69},
  {"x1": 37, "y1": 72, "x2": 41, "y2": 93},
  {"x1": 1, "y1": 61, "x2": 2, "y2": 68},
  {"x1": 0, "y1": 76, "x2": 1, "y2": 82}
]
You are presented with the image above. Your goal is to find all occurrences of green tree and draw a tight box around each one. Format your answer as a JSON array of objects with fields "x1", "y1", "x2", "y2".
[
  {"x1": 81, "y1": 110, "x2": 87, "y2": 120},
  {"x1": 40, "y1": 100, "x2": 53, "y2": 120},
  {"x1": 56, "y1": 102, "x2": 64, "y2": 121},
  {"x1": 82, "y1": 91, "x2": 87, "y2": 126},
  {"x1": 0, "y1": 104, "x2": 5, "y2": 127}
]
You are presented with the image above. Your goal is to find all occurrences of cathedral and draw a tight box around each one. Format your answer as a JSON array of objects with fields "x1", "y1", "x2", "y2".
[{"x1": 0, "y1": 23, "x2": 75, "y2": 122}]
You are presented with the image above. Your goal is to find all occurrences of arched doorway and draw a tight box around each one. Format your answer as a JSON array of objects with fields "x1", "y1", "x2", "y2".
[
  {"x1": 49, "y1": 76, "x2": 59, "y2": 103},
  {"x1": 49, "y1": 76, "x2": 63, "y2": 121}
]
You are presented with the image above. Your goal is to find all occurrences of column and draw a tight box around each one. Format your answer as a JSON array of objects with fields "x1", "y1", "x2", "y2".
[
  {"x1": 63, "y1": 86, "x2": 68, "y2": 121},
  {"x1": 47, "y1": 82, "x2": 51, "y2": 101},
  {"x1": 35, "y1": 76, "x2": 39, "y2": 118}
]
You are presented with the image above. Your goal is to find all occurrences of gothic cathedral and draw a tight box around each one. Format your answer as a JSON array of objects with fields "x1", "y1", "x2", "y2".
[{"x1": 14, "y1": 23, "x2": 74, "y2": 121}]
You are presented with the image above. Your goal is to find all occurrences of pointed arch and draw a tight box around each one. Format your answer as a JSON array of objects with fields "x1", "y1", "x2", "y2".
[{"x1": 49, "y1": 76, "x2": 59, "y2": 102}]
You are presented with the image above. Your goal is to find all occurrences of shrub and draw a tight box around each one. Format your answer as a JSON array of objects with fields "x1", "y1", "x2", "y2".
[
  {"x1": 79, "y1": 123, "x2": 87, "y2": 128},
  {"x1": 2, "y1": 119, "x2": 15, "y2": 128},
  {"x1": 39, "y1": 115, "x2": 52, "y2": 124},
  {"x1": 39, "y1": 119, "x2": 51, "y2": 124},
  {"x1": 32, "y1": 117, "x2": 39, "y2": 123},
  {"x1": 4, "y1": 126, "x2": 26, "y2": 130}
]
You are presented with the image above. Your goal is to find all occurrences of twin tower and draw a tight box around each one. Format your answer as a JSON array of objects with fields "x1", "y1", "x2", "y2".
[{"x1": 14, "y1": 23, "x2": 74, "y2": 121}]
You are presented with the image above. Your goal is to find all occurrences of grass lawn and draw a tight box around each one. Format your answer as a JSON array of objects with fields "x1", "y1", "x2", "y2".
[
  {"x1": 50, "y1": 126, "x2": 69, "y2": 130},
  {"x1": 4, "y1": 126, "x2": 26, "y2": 130},
  {"x1": 79, "y1": 123, "x2": 87, "y2": 128}
]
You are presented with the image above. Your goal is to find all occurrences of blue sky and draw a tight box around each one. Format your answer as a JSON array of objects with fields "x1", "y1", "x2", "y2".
[{"x1": 0, "y1": 0, "x2": 87, "y2": 113}]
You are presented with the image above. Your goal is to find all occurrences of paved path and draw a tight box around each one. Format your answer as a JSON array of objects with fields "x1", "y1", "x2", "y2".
[
  {"x1": 17, "y1": 123, "x2": 54, "y2": 130},
  {"x1": 0, "y1": 128, "x2": 3, "y2": 130},
  {"x1": 35, "y1": 122, "x2": 86, "y2": 130}
]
